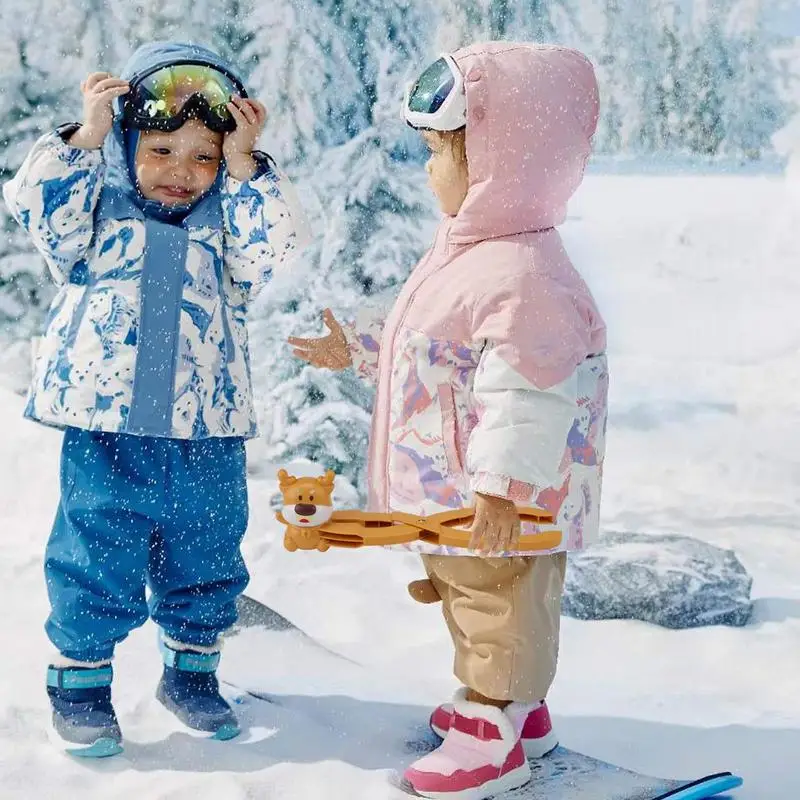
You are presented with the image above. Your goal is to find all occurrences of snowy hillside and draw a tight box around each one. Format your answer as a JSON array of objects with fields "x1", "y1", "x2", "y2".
[{"x1": 1, "y1": 170, "x2": 798, "y2": 799}]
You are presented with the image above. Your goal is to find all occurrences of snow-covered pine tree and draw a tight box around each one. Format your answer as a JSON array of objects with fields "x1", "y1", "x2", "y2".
[
  {"x1": 124, "y1": 0, "x2": 199, "y2": 48},
  {"x1": 683, "y1": 19, "x2": 730, "y2": 156},
  {"x1": 721, "y1": 8, "x2": 788, "y2": 160},
  {"x1": 240, "y1": 0, "x2": 366, "y2": 167},
  {"x1": 0, "y1": 0, "x2": 88, "y2": 348},
  {"x1": 653, "y1": 6, "x2": 690, "y2": 152},
  {"x1": 72, "y1": 0, "x2": 133, "y2": 73},
  {"x1": 246, "y1": 0, "x2": 437, "y2": 503},
  {"x1": 620, "y1": 0, "x2": 664, "y2": 153},
  {"x1": 246, "y1": 260, "x2": 376, "y2": 503},
  {"x1": 206, "y1": 0, "x2": 256, "y2": 67},
  {"x1": 593, "y1": 0, "x2": 626, "y2": 154},
  {"x1": 435, "y1": 0, "x2": 582, "y2": 48}
]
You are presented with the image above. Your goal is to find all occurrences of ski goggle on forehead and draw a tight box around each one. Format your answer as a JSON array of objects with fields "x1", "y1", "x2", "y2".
[
  {"x1": 122, "y1": 62, "x2": 247, "y2": 134},
  {"x1": 404, "y1": 54, "x2": 466, "y2": 131}
]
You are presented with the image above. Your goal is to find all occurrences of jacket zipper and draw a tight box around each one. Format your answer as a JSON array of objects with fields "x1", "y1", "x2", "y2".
[{"x1": 379, "y1": 223, "x2": 452, "y2": 510}]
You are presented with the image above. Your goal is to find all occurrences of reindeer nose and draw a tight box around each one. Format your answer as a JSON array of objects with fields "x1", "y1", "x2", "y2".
[{"x1": 294, "y1": 503, "x2": 317, "y2": 516}]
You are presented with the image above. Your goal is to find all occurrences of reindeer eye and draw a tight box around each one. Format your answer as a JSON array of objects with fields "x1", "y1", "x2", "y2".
[
  {"x1": 298, "y1": 494, "x2": 303, "y2": 502},
  {"x1": 310, "y1": 494, "x2": 315, "y2": 502}
]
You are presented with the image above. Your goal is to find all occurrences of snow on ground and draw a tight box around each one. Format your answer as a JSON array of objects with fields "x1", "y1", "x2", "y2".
[{"x1": 1, "y1": 171, "x2": 799, "y2": 799}]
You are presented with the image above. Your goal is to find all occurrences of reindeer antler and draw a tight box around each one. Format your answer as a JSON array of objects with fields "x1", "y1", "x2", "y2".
[
  {"x1": 277, "y1": 468, "x2": 297, "y2": 486},
  {"x1": 320, "y1": 469, "x2": 336, "y2": 488}
]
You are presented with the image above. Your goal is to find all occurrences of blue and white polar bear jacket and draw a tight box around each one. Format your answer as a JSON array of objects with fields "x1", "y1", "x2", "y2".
[{"x1": 2, "y1": 42, "x2": 310, "y2": 440}]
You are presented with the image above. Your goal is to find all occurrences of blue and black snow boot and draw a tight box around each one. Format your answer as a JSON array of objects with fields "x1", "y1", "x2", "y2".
[
  {"x1": 46, "y1": 664, "x2": 123, "y2": 758},
  {"x1": 155, "y1": 642, "x2": 240, "y2": 740}
]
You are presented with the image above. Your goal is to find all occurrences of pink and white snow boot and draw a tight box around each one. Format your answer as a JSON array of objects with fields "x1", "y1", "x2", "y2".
[
  {"x1": 404, "y1": 693, "x2": 532, "y2": 799},
  {"x1": 430, "y1": 694, "x2": 558, "y2": 758}
]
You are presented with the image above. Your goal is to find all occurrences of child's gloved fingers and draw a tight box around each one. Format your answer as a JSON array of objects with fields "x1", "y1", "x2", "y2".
[
  {"x1": 227, "y1": 99, "x2": 259, "y2": 131},
  {"x1": 288, "y1": 338, "x2": 331, "y2": 362},
  {"x1": 291, "y1": 344, "x2": 338, "y2": 369},
  {"x1": 237, "y1": 98, "x2": 262, "y2": 126},
  {"x1": 233, "y1": 98, "x2": 257, "y2": 126},
  {"x1": 289, "y1": 341, "x2": 316, "y2": 355},
  {"x1": 484, "y1": 525, "x2": 505, "y2": 556},
  {"x1": 496, "y1": 516, "x2": 520, "y2": 551},
  {"x1": 96, "y1": 86, "x2": 130, "y2": 102},
  {"x1": 468, "y1": 514, "x2": 489, "y2": 551},
  {"x1": 83, "y1": 72, "x2": 112, "y2": 91},
  {"x1": 226, "y1": 101, "x2": 249, "y2": 128},
  {"x1": 249, "y1": 100, "x2": 268, "y2": 125},
  {"x1": 322, "y1": 308, "x2": 340, "y2": 328},
  {"x1": 90, "y1": 77, "x2": 129, "y2": 95},
  {"x1": 291, "y1": 348, "x2": 316, "y2": 364},
  {"x1": 487, "y1": 514, "x2": 518, "y2": 555},
  {"x1": 287, "y1": 335, "x2": 316, "y2": 347}
]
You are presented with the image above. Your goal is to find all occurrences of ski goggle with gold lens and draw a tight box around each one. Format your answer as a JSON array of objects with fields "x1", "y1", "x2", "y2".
[{"x1": 122, "y1": 62, "x2": 247, "y2": 133}]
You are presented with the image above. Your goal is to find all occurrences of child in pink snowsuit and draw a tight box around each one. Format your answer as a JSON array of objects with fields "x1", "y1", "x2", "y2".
[{"x1": 290, "y1": 42, "x2": 608, "y2": 799}]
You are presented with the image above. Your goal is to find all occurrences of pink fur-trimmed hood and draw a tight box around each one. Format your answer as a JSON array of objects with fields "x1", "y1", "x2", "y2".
[{"x1": 449, "y1": 42, "x2": 599, "y2": 244}]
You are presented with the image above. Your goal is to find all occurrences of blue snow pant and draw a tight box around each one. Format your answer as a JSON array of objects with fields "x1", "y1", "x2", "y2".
[{"x1": 44, "y1": 427, "x2": 250, "y2": 663}]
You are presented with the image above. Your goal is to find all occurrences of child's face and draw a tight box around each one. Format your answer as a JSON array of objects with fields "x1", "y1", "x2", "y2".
[
  {"x1": 422, "y1": 130, "x2": 469, "y2": 217},
  {"x1": 134, "y1": 118, "x2": 223, "y2": 206}
]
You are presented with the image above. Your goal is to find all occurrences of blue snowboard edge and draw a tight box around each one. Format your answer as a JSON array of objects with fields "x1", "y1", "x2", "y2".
[{"x1": 653, "y1": 772, "x2": 743, "y2": 799}]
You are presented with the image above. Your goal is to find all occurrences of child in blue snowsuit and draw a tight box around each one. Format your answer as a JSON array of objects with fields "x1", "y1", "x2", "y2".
[{"x1": 2, "y1": 42, "x2": 309, "y2": 756}]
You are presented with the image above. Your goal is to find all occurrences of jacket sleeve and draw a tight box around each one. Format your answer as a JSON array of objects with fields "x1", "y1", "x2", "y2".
[
  {"x1": 2, "y1": 129, "x2": 104, "y2": 286},
  {"x1": 221, "y1": 153, "x2": 312, "y2": 300},
  {"x1": 466, "y1": 273, "x2": 595, "y2": 501},
  {"x1": 341, "y1": 305, "x2": 386, "y2": 384}
]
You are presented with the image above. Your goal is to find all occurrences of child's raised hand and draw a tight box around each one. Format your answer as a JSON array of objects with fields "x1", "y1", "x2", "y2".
[
  {"x1": 223, "y1": 97, "x2": 268, "y2": 180},
  {"x1": 288, "y1": 309, "x2": 353, "y2": 371},
  {"x1": 70, "y1": 73, "x2": 129, "y2": 150},
  {"x1": 468, "y1": 493, "x2": 522, "y2": 556}
]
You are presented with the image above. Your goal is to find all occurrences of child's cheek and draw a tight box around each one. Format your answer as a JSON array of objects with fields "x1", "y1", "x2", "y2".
[
  {"x1": 199, "y1": 163, "x2": 220, "y2": 189},
  {"x1": 135, "y1": 162, "x2": 155, "y2": 190}
]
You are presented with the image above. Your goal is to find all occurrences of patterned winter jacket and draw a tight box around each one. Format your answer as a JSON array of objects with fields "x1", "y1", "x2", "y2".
[
  {"x1": 2, "y1": 42, "x2": 310, "y2": 440},
  {"x1": 344, "y1": 43, "x2": 609, "y2": 557}
]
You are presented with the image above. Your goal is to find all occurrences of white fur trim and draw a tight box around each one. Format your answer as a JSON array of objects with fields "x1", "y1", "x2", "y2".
[
  {"x1": 451, "y1": 686, "x2": 470, "y2": 704},
  {"x1": 452, "y1": 696, "x2": 518, "y2": 746},
  {"x1": 50, "y1": 654, "x2": 112, "y2": 668},
  {"x1": 162, "y1": 634, "x2": 221, "y2": 654},
  {"x1": 505, "y1": 700, "x2": 543, "y2": 738}
]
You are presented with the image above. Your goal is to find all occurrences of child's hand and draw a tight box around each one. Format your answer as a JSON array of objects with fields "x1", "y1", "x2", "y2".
[
  {"x1": 288, "y1": 309, "x2": 353, "y2": 370},
  {"x1": 223, "y1": 97, "x2": 268, "y2": 180},
  {"x1": 69, "y1": 73, "x2": 129, "y2": 150},
  {"x1": 468, "y1": 493, "x2": 522, "y2": 555}
]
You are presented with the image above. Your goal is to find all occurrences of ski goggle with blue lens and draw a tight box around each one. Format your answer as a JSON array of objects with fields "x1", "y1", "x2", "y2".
[
  {"x1": 404, "y1": 54, "x2": 466, "y2": 131},
  {"x1": 122, "y1": 62, "x2": 247, "y2": 133}
]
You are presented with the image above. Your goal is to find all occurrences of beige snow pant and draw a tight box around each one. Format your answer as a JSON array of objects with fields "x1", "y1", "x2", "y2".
[{"x1": 421, "y1": 553, "x2": 567, "y2": 703}]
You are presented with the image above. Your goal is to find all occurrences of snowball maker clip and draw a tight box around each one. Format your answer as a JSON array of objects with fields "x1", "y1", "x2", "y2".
[{"x1": 275, "y1": 468, "x2": 563, "y2": 553}]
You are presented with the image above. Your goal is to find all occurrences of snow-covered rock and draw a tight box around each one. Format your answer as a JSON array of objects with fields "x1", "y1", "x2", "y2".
[{"x1": 563, "y1": 532, "x2": 754, "y2": 629}]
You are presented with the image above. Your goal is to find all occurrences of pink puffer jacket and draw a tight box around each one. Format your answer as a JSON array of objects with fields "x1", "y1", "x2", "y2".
[{"x1": 345, "y1": 42, "x2": 608, "y2": 556}]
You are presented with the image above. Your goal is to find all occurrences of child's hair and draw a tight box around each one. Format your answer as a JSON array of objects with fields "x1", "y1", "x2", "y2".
[
  {"x1": 442, "y1": 128, "x2": 467, "y2": 169},
  {"x1": 425, "y1": 127, "x2": 468, "y2": 170}
]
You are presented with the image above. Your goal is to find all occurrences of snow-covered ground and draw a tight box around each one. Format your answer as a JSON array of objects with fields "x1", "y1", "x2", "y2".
[{"x1": 1, "y1": 171, "x2": 799, "y2": 799}]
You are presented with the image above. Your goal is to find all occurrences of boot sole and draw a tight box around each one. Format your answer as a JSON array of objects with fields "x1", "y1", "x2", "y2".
[
  {"x1": 155, "y1": 684, "x2": 241, "y2": 741},
  {"x1": 47, "y1": 722, "x2": 123, "y2": 758},
  {"x1": 409, "y1": 762, "x2": 532, "y2": 799}
]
